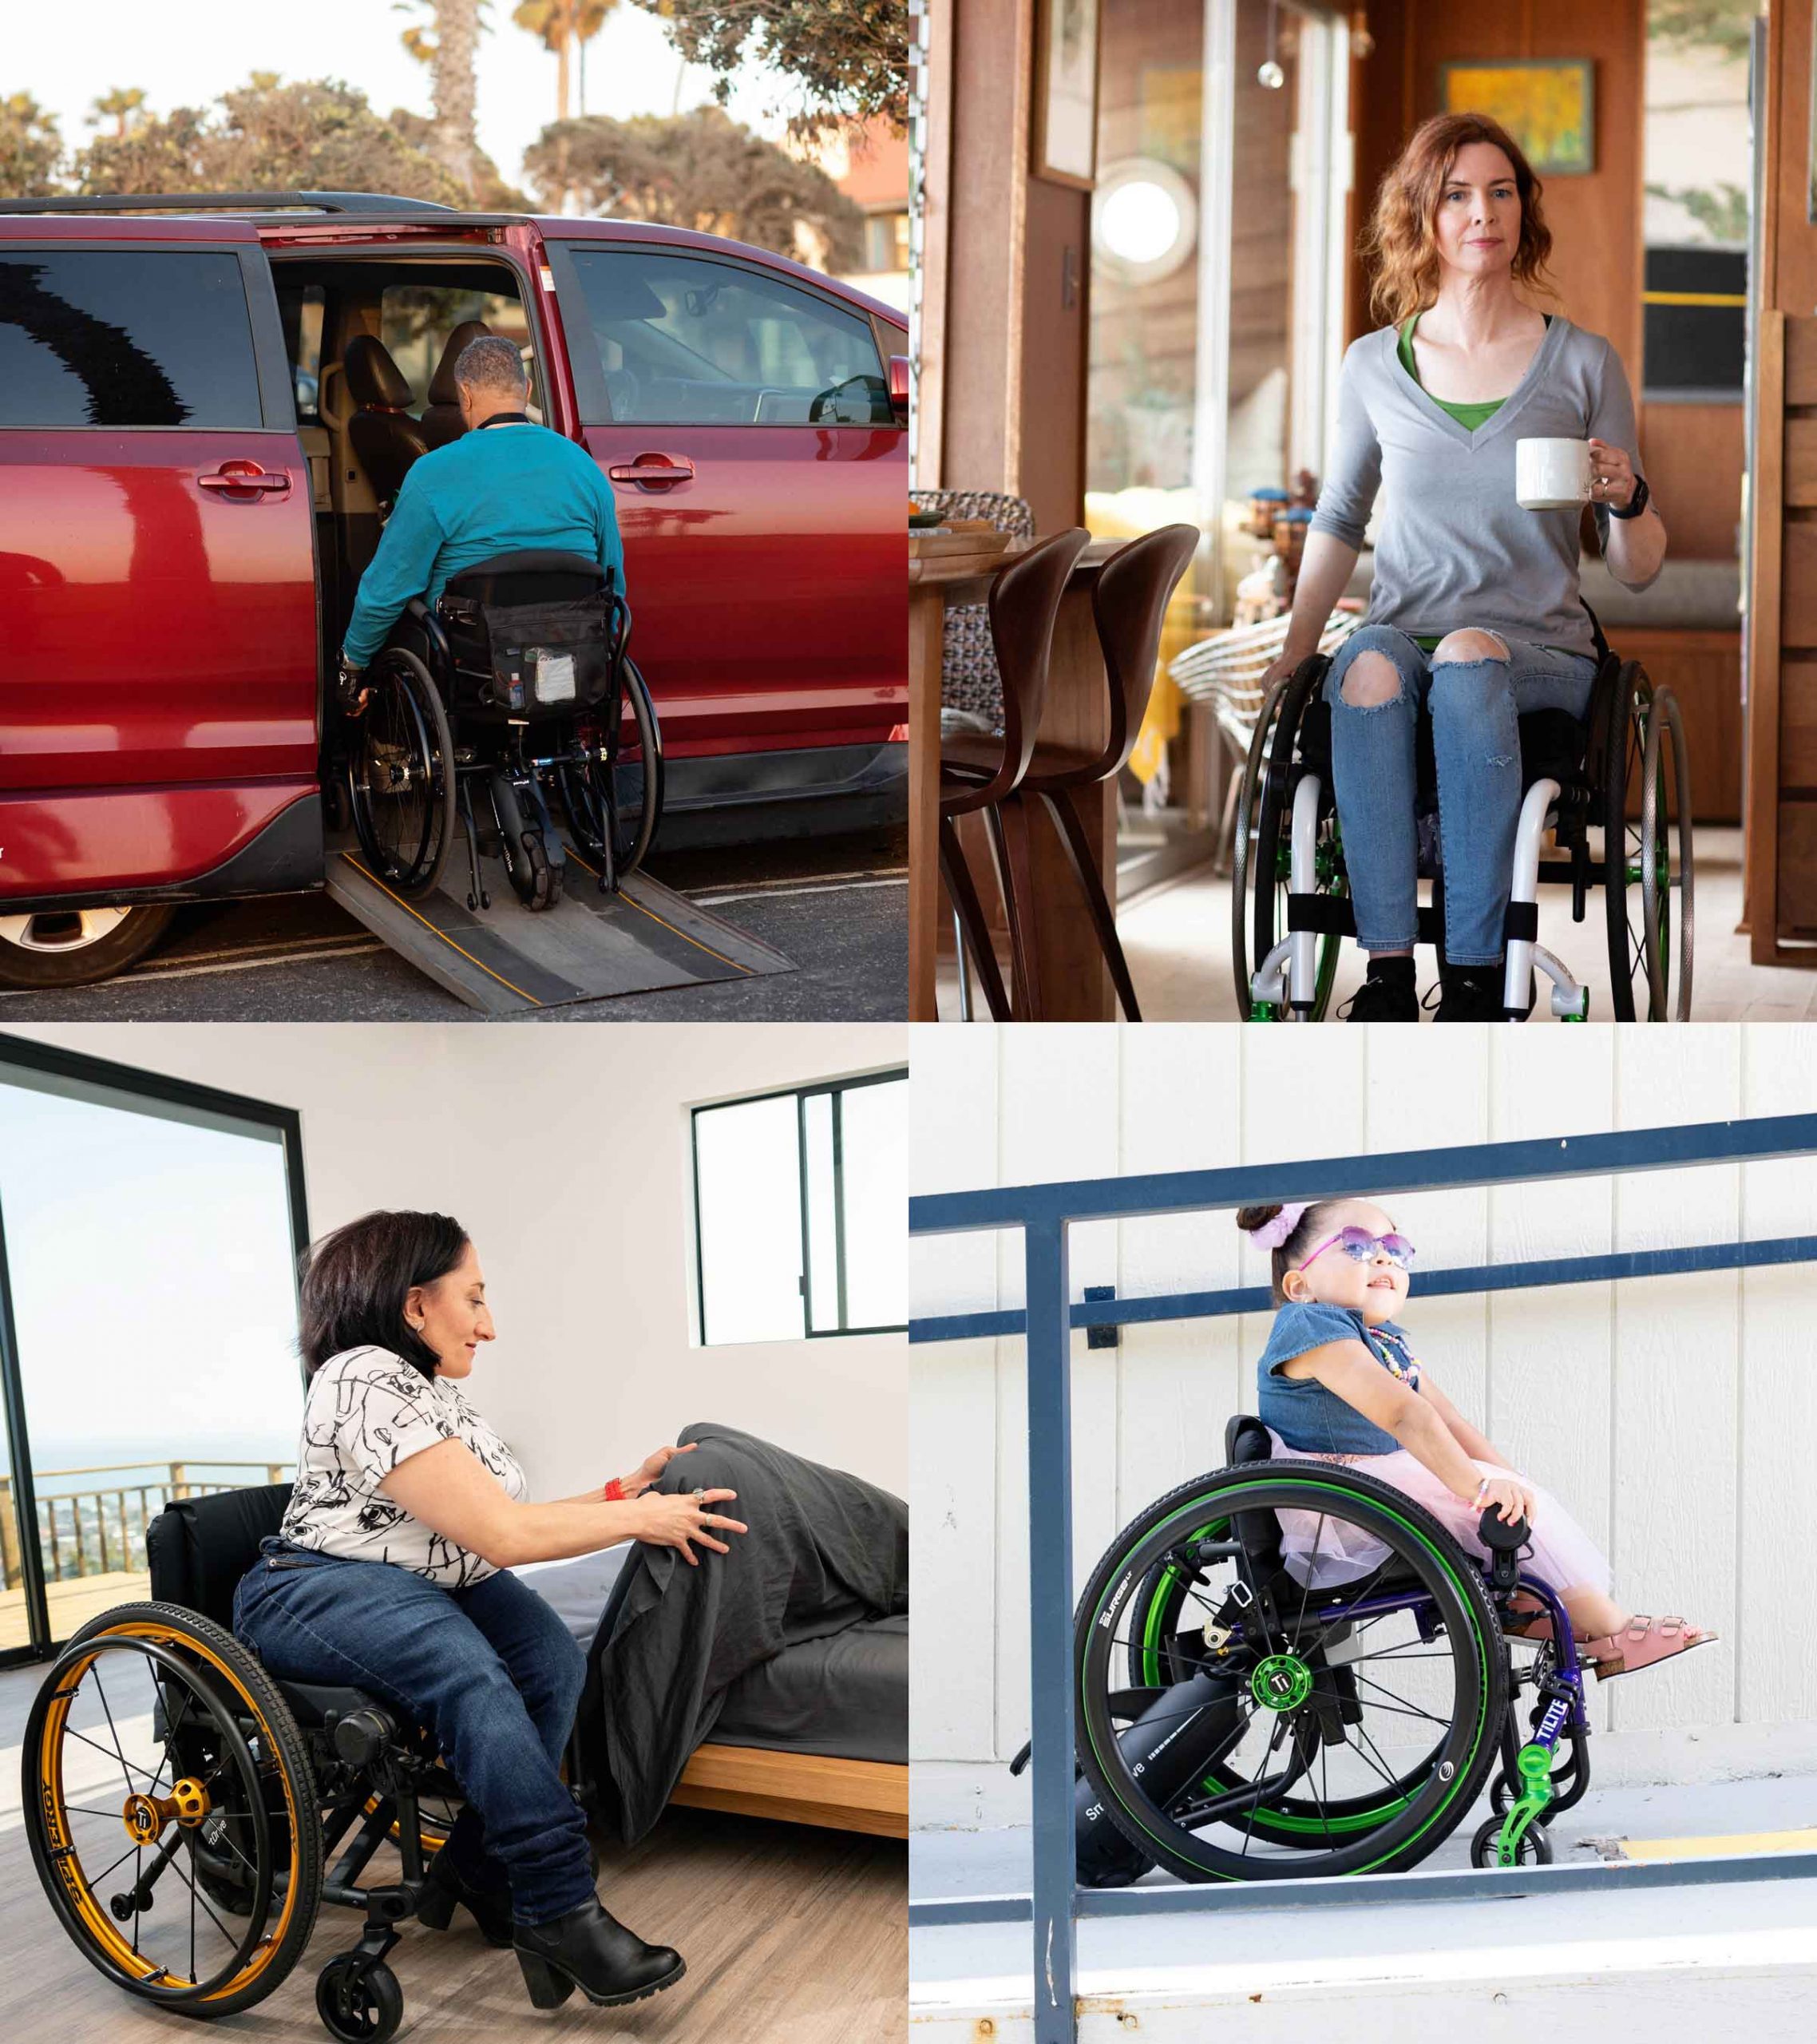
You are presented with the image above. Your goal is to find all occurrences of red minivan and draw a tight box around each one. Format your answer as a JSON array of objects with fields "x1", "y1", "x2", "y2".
[{"x1": 0, "y1": 193, "x2": 908, "y2": 986}]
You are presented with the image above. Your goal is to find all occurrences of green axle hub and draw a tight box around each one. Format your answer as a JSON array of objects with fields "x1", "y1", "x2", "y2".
[{"x1": 1250, "y1": 1654, "x2": 1313, "y2": 1713}]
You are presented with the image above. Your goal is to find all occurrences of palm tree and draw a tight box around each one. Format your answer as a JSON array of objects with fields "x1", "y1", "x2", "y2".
[
  {"x1": 396, "y1": 0, "x2": 488, "y2": 196},
  {"x1": 513, "y1": 0, "x2": 614, "y2": 124},
  {"x1": 90, "y1": 87, "x2": 146, "y2": 140}
]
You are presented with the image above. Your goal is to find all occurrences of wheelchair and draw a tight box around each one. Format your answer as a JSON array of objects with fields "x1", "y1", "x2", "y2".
[
  {"x1": 1049, "y1": 1416, "x2": 1592, "y2": 1884},
  {"x1": 342, "y1": 549, "x2": 663, "y2": 913},
  {"x1": 19, "y1": 1484, "x2": 514, "y2": 2042},
  {"x1": 1231, "y1": 602, "x2": 1692, "y2": 1020}
]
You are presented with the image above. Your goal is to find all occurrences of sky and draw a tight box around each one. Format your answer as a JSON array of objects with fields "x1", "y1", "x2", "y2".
[{"x1": 9, "y1": 0, "x2": 803, "y2": 192}]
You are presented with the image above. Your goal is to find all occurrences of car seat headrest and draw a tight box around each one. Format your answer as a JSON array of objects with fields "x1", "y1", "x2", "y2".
[
  {"x1": 344, "y1": 334, "x2": 415, "y2": 411},
  {"x1": 428, "y1": 320, "x2": 495, "y2": 407}
]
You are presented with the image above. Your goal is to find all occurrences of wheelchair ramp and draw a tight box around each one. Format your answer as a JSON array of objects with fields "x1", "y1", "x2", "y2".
[{"x1": 325, "y1": 836, "x2": 794, "y2": 1015}]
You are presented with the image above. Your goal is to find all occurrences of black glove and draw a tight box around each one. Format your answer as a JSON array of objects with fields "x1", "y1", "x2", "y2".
[{"x1": 336, "y1": 656, "x2": 368, "y2": 716}]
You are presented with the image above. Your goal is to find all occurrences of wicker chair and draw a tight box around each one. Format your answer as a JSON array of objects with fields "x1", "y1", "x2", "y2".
[{"x1": 911, "y1": 489, "x2": 1037, "y2": 723}]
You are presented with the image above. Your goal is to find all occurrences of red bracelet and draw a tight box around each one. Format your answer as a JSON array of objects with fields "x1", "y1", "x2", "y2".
[{"x1": 604, "y1": 1478, "x2": 625, "y2": 1502}]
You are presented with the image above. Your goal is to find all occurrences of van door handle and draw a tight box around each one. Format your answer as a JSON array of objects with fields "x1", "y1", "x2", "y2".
[
  {"x1": 197, "y1": 462, "x2": 292, "y2": 496},
  {"x1": 606, "y1": 454, "x2": 695, "y2": 489}
]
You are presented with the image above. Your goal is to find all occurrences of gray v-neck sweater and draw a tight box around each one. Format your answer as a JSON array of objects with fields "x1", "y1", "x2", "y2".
[{"x1": 1308, "y1": 314, "x2": 1657, "y2": 660}]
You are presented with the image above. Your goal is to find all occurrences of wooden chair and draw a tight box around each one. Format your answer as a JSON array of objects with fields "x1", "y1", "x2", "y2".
[{"x1": 939, "y1": 527, "x2": 1092, "y2": 1019}]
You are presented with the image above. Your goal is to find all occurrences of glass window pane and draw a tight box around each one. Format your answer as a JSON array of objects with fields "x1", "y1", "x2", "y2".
[
  {"x1": 379, "y1": 280, "x2": 545, "y2": 418},
  {"x1": 803, "y1": 1092, "x2": 841, "y2": 1333},
  {"x1": 0, "y1": 252, "x2": 262, "y2": 428},
  {"x1": 694, "y1": 1095, "x2": 804, "y2": 1344},
  {"x1": 0, "y1": 1068, "x2": 299, "y2": 1651},
  {"x1": 838, "y1": 1079, "x2": 908, "y2": 1329},
  {"x1": 560, "y1": 247, "x2": 891, "y2": 425}
]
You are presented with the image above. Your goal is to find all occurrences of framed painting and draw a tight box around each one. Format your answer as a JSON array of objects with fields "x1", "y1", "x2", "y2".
[
  {"x1": 1439, "y1": 58, "x2": 1596, "y2": 176},
  {"x1": 1034, "y1": 0, "x2": 1102, "y2": 188}
]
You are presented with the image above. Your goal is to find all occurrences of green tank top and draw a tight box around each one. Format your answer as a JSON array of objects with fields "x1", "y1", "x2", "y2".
[{"x1": 1395, "y1": 313, "x2": 1570, "y2": 656}]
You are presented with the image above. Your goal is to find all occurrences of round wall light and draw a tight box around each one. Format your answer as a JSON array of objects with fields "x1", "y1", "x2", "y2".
[{"x1": 1092, "y1": 156, "x2": 1199, "y2": 287}]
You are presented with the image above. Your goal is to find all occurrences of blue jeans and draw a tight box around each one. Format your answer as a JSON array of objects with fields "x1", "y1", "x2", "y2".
[
  {"x1": 232, "y1": 1536, "x2": 594, "y2": 1927},
  {"x1": 1320, "y1": 625, "x2": 1599, "y2": 965}
]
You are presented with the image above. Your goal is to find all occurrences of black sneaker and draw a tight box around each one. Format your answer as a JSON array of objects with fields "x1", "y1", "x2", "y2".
[
  {"x1": 1432, "y1": 961, "x2": 1508, "y2": 1022},
  {"x1": 1340, "y1": 957, "x2": 1419, "y2": 1021}
]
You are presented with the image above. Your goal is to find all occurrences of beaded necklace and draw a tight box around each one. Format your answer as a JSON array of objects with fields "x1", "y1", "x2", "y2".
[{"x1": 1368, "y1": 1325, "x2": 1420, "y2": 1387}]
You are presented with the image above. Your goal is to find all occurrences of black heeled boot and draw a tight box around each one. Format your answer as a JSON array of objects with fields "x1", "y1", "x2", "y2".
[
  {"x1": 513, "y1": 1897, "x2": 686, "y2": 2010},
  {"x1": 416, "y1": 1845, "x2": 516, "y2": 1947}
]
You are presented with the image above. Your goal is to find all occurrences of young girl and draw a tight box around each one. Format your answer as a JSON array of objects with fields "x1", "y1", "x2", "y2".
[{"x1": 1237, "y1": 1197, "x2": 1716, "y2": 1678}]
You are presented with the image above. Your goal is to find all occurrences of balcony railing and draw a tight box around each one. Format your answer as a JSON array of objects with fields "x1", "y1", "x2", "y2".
[{"x1": 0, "y1": 1462, "x2": 292, "y2": 1589}]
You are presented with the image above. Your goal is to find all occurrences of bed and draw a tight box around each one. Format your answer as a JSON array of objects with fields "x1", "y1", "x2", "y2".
[{"x1": 518, "y1": 1546, "x2": 908, "y2": 1839}]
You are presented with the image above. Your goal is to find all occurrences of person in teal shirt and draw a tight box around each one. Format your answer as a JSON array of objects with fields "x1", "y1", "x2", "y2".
[{"x1": 336, "y1": 335, "x2": 626, "y2": 701}]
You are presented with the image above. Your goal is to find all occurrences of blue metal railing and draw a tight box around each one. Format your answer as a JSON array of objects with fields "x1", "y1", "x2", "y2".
[{"x1": 908, "y1": 1112, "x2": 1817, "y2": 2044}]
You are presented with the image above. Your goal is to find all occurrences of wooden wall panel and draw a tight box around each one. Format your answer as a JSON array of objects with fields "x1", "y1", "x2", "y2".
[
  {"x1": 1639, "y1": 403, "x2": 1744, "y2": 560},
  {"x1": 1617, "y1": 629, "x2": 1742, "y2": 825}
]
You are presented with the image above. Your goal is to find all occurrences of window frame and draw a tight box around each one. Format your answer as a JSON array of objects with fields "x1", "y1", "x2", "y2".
[
  {"x1": 690, "y1": 1066, "x2": 908, "y2": 1346},
  {"x1": 0, "y1": 1030, "x2": 310, "y2": 1667},
  {"x1": 0, "y1": 240, "x2": 297, "y2": 433},
  {"x1": 544, "y1": 237, "x2": 896, "y2": 430}
]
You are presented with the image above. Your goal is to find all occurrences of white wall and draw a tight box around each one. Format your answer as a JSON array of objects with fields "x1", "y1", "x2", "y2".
[
  {"x1": 6, "y1": 1023, "x2": 908, "y2": 1500},
  {"x1": 909, "y1": 1024, "x2": 1817, "y2": 1824}
]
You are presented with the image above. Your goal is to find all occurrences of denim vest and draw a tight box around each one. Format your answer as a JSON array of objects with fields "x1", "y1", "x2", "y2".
[{"x1": 1256, "y1": 1301, "x2": 1422, "y2": 1456}]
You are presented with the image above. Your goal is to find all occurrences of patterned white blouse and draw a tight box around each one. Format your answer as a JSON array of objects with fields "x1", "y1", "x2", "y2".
[{"x1": 279, "y1": 1345, "x2": 527, "y2": 1587}]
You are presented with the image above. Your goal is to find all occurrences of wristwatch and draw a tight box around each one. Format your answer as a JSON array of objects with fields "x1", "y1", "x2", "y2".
[{"x1": 1608, "y1": 473, "x2": 1649, "y2": 521}]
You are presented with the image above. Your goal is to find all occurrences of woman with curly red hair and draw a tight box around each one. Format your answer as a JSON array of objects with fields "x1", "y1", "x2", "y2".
[{"x1": 1259, "y1": 113, "x2": 1669, "y2": 1020}]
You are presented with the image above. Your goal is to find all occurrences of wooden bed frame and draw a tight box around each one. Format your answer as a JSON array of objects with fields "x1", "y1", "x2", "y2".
[{"x1": 670, "y1": 1742, "x2": 908, "y2": 1840}]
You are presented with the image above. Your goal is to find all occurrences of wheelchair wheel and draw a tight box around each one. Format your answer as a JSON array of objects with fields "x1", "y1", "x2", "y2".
[
  {"x1": 346, "y1": 648, "x2": 456, "y2": 897},
  {"x1": 317, "y1": 1955, "x2": 403, "y2": 2044},
  {"x1": 1077, "y1": 1464, "x2": 1506, "y2": 1881},
  {"x1": 22, "y1": 1601, "x2": 323, "y2": 2018},
  {"x1": 556, "y1": 658, "x2": 663, "y2": 888},
  {"x1": 1471, "y1": 1812, "x2": 1553, "y2": 1868},
  {"x1": 1603, "y1": 671, "x2": 1692, "y2": 1021},
  {"x1": 1235, "y1": 662, "x2": 1344, "y2": 1020}
]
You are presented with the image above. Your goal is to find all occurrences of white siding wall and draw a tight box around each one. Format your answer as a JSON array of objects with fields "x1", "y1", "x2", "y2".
[{"x1": 910, "y1": 1024, "x2": 1817, "y2": 1824}]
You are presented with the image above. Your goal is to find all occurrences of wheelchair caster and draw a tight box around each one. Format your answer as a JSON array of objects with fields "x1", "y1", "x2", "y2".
[
  {"x1": 1471, "y1": 1812, "x2": 1554, "y2": 1868},
  {"x1": 316, "y1": 1955, "x2": 403, "y2": 2044}
]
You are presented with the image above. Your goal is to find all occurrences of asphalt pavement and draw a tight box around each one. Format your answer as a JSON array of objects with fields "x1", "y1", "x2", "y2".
[{"x1": 0, "y1": 822, "x2": 907, "y2": 1023}]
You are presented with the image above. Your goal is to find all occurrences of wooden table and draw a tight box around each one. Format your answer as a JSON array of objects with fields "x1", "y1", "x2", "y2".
[{"x1": 909, "y1": 535, "x2": 1124, "y2": 1021}]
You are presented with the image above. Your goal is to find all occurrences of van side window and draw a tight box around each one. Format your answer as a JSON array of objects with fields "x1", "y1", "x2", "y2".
[
  {"x1": 559, "y1": 247, "x2": 891, "y2": 426},
  {"x1": 0, "y1": 252, "x2": 263, "y2": 429}
]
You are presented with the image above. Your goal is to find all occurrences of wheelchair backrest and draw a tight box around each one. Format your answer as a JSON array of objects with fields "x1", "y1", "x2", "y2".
[
  {"x1": 147, "y1": 1483, "x2": 291, "y2": 1631},
  {"x1": 442, "y1": 549, "x2": 609, "y2": 606},
  {"x1": 1225, "y1": 1412, "x2": 1273, "y2": 1465}
]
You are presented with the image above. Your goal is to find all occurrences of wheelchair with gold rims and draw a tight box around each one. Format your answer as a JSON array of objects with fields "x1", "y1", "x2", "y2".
[
  {"x1": 1232, "y1": 600, "x2": 1692, "y2": 1021},
  {"x1": 22, "y1": 1485, "x2": 485, "y2": 2042}
]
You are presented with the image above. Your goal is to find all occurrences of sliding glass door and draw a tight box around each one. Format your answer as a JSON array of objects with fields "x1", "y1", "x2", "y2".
[{"x1": 0, "y1": 1039, "x2": 307, "y2": 1662}]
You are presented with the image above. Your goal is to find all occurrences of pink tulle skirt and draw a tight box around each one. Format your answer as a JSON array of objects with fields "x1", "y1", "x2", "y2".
[{"x1": 1263, "y1": 1427, "x2": 1612, "y2": 1598}]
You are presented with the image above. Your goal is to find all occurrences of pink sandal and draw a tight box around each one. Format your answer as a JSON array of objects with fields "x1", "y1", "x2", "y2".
[{"x1": 1581, "y1": 1615, "x2": 1716, "y2": 1680}]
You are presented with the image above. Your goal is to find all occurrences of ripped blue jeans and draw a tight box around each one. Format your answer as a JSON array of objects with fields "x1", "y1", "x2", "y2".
[{"x1": 1321, "y1": 625, "x2": 1598, "y2": 966}]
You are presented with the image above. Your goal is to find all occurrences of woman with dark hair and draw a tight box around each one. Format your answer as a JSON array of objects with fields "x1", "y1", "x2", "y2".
[
  {"x1": 232, "y1": 1210, "x2": 746, "y2": 2013},
  {"x1": 1257, "y1": 112, "x2": 1670, "y2": 1021}
]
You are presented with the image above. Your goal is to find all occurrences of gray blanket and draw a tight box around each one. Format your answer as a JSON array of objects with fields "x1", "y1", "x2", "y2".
[{"x1": 574, "y1": 1421, "x2": 908, "y2": 1843}]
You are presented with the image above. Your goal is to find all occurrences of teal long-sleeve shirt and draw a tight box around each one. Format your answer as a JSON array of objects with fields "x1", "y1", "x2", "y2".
[{"x1": 342, "y1": 420, "x2": 627, "y2": 669}]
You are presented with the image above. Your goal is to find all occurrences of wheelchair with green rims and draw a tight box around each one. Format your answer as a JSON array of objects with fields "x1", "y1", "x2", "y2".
[
  {"x1": 18, "y1": 1483, "x2": 580, "y2": 2044},
  {"x1": 1231, "y1": 601, "x2": 1692, "y2": 1021},
  {"x1": 1036, "y1": 1415, "x2": 1591, "y2": 1883},
  {"x1": 341, "y1": 549, "x2": 663, "y2": 913}
]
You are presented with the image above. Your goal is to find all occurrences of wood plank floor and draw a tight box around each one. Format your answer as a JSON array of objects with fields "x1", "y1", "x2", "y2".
[{"x1": 0, "y1": 1660, "x2": 905, "y2": 2043}]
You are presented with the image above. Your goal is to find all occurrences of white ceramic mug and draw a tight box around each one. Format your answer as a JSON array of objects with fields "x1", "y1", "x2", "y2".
[{"x1": 1515, "y1": 437, "x2": 1593, "y2": 511}]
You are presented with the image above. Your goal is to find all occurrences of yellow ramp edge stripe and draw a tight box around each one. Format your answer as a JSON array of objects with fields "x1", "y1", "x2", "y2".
[
  {"x1": 1619, "y1": 1826, "x2": 1817, "y2": 1863},
  {"x1": 561, "y1": 843, "x2": 753, "y2": 975},
  {"x1": 1641, "y1": 290, "x2": 1748, "y2": 307},
  {"x1": 340, "y1": 854, "x2": 541, "y2": 1006}
]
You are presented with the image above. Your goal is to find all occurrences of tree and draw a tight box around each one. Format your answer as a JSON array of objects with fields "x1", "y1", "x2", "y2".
[
  {"x1": 513, "y1": 0, "x2": 615, "y2": 124},
  {"x1": 90, "y1": 88, "x2": 148, "y2": 141},
  {"x1": 395, "y1": 0, "x2": 489, "y2": 196},
  {"x1": 389, "y1": 106, "x2": 531, "y2": 208},
  {"x1": 630, "y1": 0, "x2": 906, "y2": 138},
  {"x1": 0, "y1": 91, "x2": 64, "y2": 197},
  {"x1": 522, "y1": 105, "x2": 863, "y2": 266},
  {"x1": 1646, "y1": 0, "x2": 1756, "y2": 63},
  {"x1": 71, "y1": 76, "x2": 469, "y2": 204}
]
